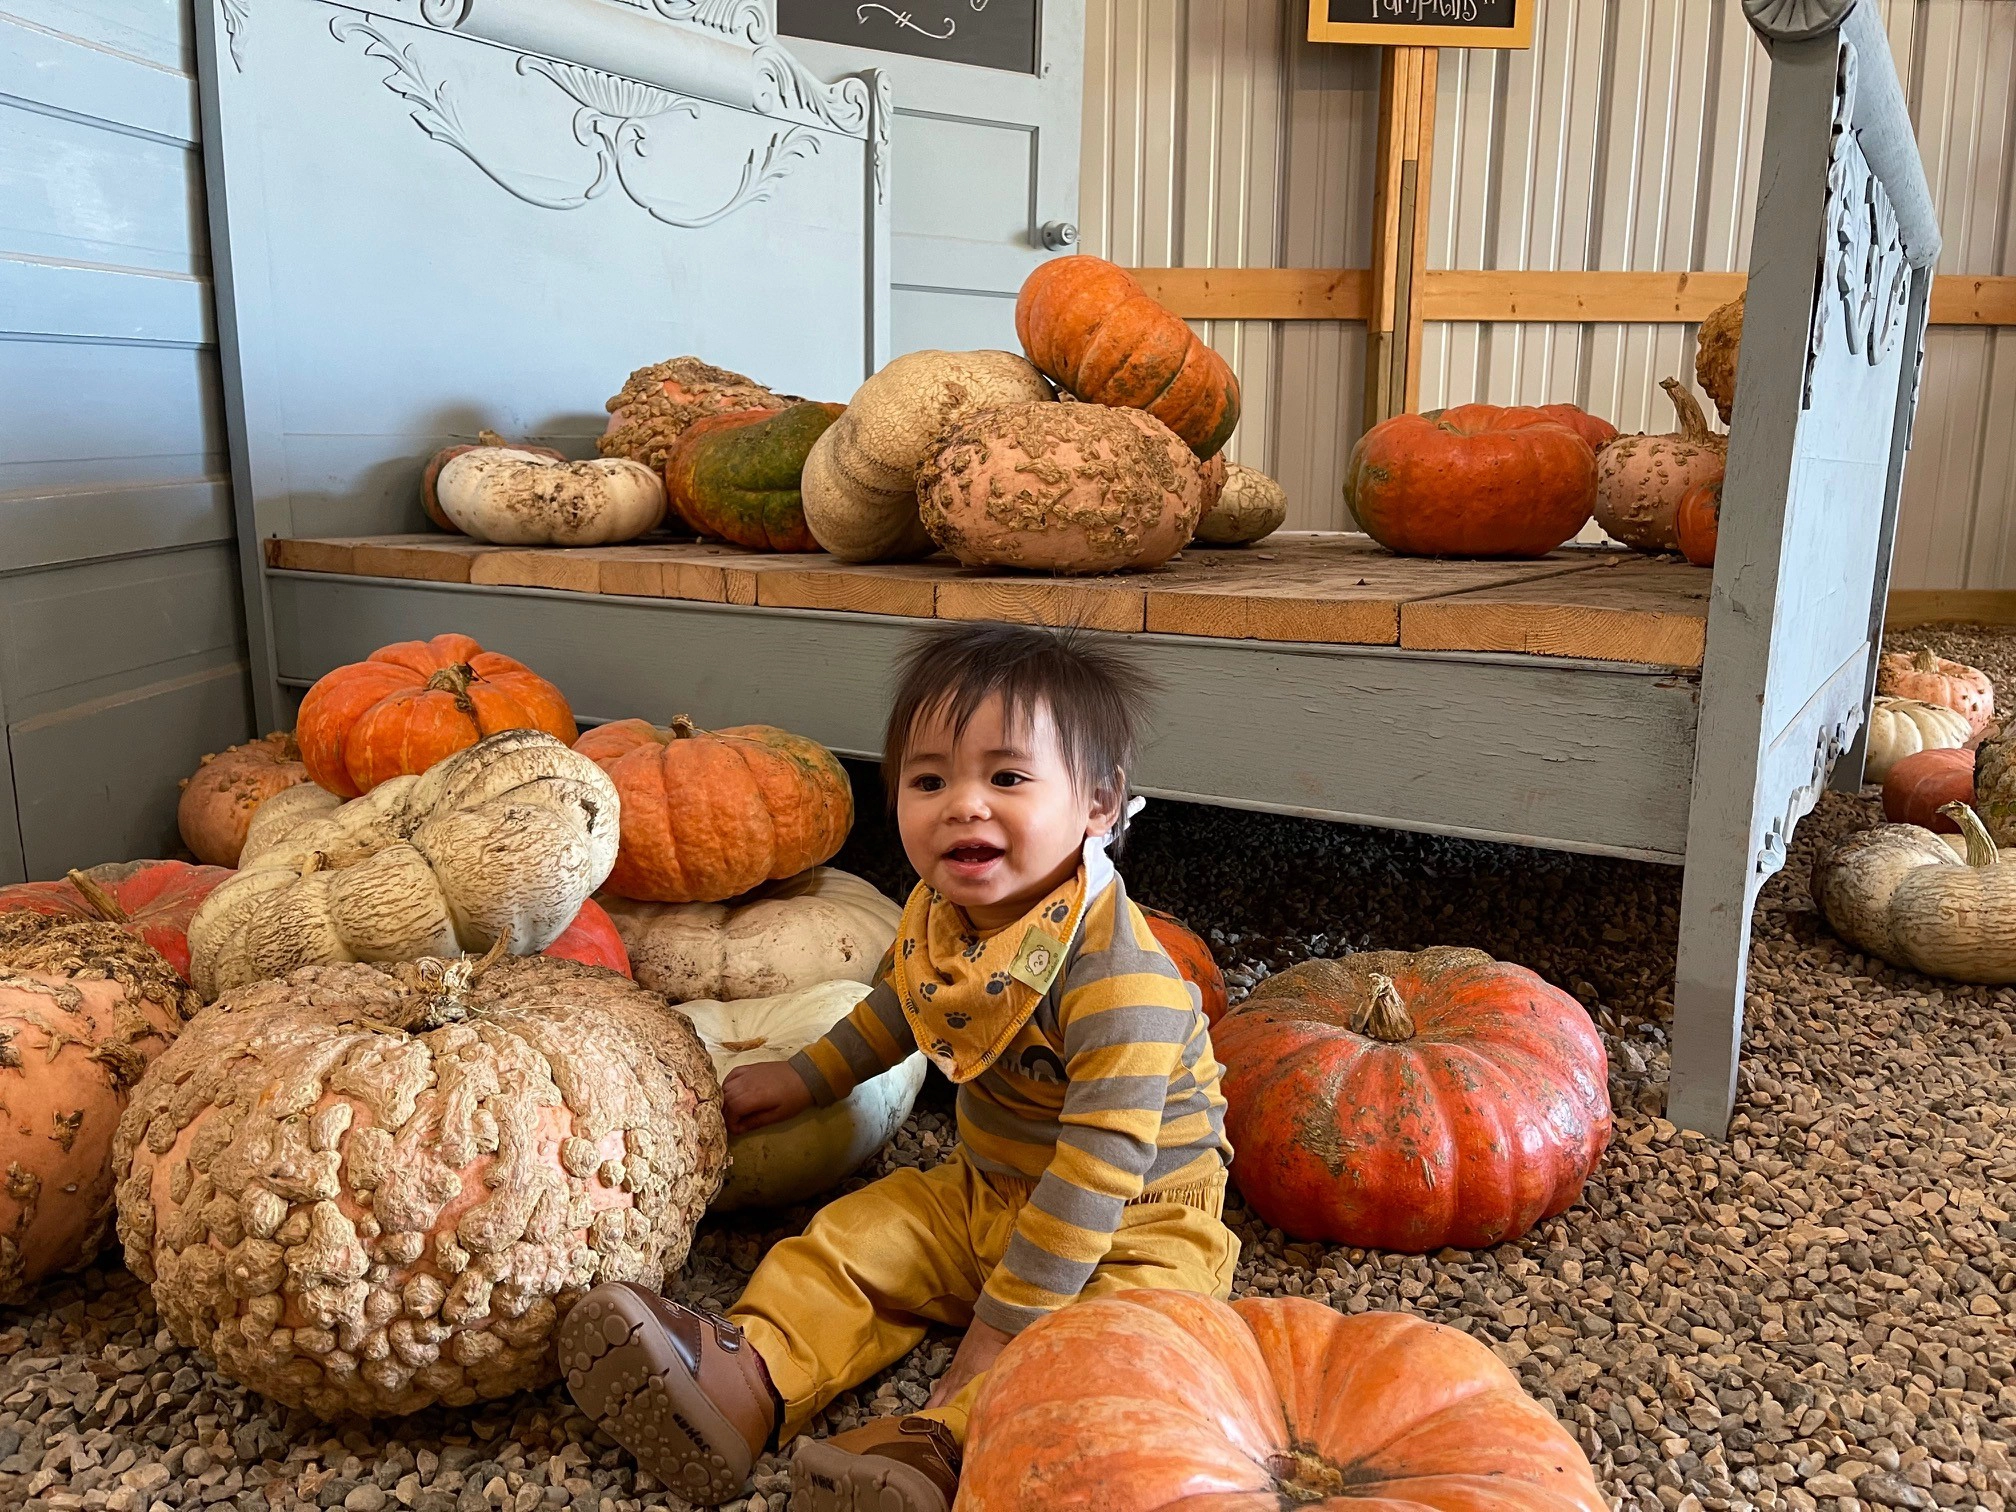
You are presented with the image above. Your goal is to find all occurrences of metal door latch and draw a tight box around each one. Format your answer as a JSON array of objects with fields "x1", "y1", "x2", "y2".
[{"x1": 1038, "y1": 221, "x2": 1079, "y2": 251}]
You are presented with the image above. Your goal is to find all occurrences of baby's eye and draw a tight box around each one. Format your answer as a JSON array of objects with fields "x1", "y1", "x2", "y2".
[
  {"x1": 911, "y1": 773, "x2": 945, "y2": 793},
  {"x1": 991, "y1": 771, "x2": 1027, "y2": 788}
]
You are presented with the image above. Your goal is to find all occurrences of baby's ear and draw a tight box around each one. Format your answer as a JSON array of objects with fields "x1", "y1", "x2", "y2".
[{"x1": 1085, "y1": 768, "x2": 1126, "y2": 838}]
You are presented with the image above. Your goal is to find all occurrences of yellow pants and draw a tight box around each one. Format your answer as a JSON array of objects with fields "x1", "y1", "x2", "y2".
[{"x1": 727, "y1": 1150, "x2": 1239, "y2": 1445}]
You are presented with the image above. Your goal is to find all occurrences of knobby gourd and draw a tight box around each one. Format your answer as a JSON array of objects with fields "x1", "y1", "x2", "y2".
[
  {"x1": 1592, "y1": 379, "x2": 1727, "y2": 553},
  {"x1": 188, "y1": 730, "x2": 620, "y2": 1000},
  {"x1": 0, "y1": 861, "x2": 229, "y2": 982},
  {"x1": 599, "y1": 357, "x2": 791, "y2": 474},
  {"x1": 918, "y1": 402, "x2": 1206, "y2": 574},
  {"x1": 1813, "y1": 803, "x2": 2016, "y2": 983},
  {"x1": 1696, "y1": 294, "x2": 1744, "y2": 424},
  {"x1": 296, "y1": 633, "x2": 577, "y2": 798},
  {"x1": 113, "y1": 952, "x2": 725, "y2": 1417},
  {"x1": 177, "y1": 732, "x2": 313, "y2": 867},
  {"x1": 1211, "y1": 946, "x2": 1611, "y2": 1251},
  {"x1": 1876, "y1": 648, "x2": 1995, "y2": 734},
  {"x1": 602, "y1": 866, "x2": 899, "y2": 1003}
]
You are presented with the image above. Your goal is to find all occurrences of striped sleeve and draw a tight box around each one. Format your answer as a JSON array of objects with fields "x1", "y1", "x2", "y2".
[
  {"x1": 975, "y1": 898, "x2": 1194, "y2": 1334},
  {"x1": 786, "y1": 952, "x2": 917, "y2": 1107}
]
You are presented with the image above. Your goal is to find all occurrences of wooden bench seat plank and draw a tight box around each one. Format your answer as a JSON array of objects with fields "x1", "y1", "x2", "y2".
[{"x1": 1401, "y1": 556, "x2": 1711, "y2": 667}]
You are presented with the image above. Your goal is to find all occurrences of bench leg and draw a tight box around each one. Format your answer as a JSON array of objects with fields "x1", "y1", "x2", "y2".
[{"x1": 1667, "y1": 843, "x2": 1760, "y2": 1139}]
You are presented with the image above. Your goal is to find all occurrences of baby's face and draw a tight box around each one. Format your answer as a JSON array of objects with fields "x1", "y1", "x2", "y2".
[{"x1": 896, "y1": 694, "x2": 1116, "y2": 930}]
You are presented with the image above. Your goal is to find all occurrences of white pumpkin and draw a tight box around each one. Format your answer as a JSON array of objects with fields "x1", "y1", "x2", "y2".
[
  {"x1": 802, "y1": 349, "x2": 1054, "y2": 563},
  {"x1": 1193, "y1": 461, "x2": 1288, "y2": 546},
  {"x1": 435, "y1": 447, "x2": 666, "y2": 546},
  {"x1": 684, "y1": 980, "x2": 927, "y2": 1211},
  {"x1": 1812, "y1": 803, "x2": 2016, "y2": 983},
  {"x1": 602, "y1": 866, "x2": 901, "y2": 1003},
  {"x1": 187, "y1": 729, "x2": 620, "y2": 999},
  {"x1": 1864, "y1": 695, "x2": 1972, "y2": 782}
]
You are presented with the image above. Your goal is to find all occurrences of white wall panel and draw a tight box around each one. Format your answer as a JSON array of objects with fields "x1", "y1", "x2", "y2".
[{"x1": 1080, "y1": 0, "x2": 2016, "y2": 580}]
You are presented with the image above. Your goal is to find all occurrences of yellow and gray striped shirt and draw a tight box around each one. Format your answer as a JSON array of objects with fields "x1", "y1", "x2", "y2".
[{"x1": 789, "y1": 871, "x2": 1232, "y2": 1333}]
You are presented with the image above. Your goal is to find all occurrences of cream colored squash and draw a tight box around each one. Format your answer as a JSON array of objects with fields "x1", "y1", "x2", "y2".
[
  {"x1": 684, "y1": 980, "x2": 927, "y2": 1210},
  {"x1": 435, "y1": 448, "x2": 666, "y2": 546},
  {"x1": 188, "y1": 729, "x2": 620, "y2": 999},
  {"x1": 1864, "y1": 696, "x2": 1971, "y2": 783},
  {"x1": 1812, "y1": 803, "x2": 2016, "y2": 983},
  {"x1": 802, "y1": 349, "x2": 1054, "y2": 563},
  {"x1": 602, "y1": 866, "x2": 901, "y2": 1003},
  {"x1": 1194, "y1": 461, "x2": 1288, "y2": 545}
]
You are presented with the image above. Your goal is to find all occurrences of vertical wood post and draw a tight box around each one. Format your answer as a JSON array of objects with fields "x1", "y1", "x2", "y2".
[{"x1": 1365, "y1": 45, "x2": 1437, "y2": 430}]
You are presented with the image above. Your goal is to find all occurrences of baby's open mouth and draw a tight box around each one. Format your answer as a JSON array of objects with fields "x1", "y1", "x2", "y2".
[{"x1": 945, "y1": 843, "x2": 1005, "y2": 865}]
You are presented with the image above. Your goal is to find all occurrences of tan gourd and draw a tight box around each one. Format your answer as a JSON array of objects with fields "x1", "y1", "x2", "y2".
[
  {"x1": 683, "y1": 980, "x2": 926, "y2": 1211},
  {"x1": 1864, "y1": 696, "x2": 1972, "y2": 783},
  {"x1": 1812, "y1": 803, "x2": 2016, "y2": 983},
  {"x1": 1970, "y1": 726, "x2": 2016, "y2": 846},
  {"x1": 434, "y1": 448, "x2": 666, "y2": 546},
  {"x1": 1695, "y1": 294, "x2": 1743, "y2": 424},
  {"x1": 802, "y1": 349, "x2": 1054, "y2": 563},
  {"x1": 113, "y1": 952, "x2": 725, "y2": 1417},
  {"x1": 1194, "y1": 462, "x2": 1288, "y2": 545},
  {"x1": 1592, "y1": 379, "x2": 1728, "y2": 553},
  {"x1": 602, "y1": 867, "x2": 900, "y2": 1003},
  {"x1": 187, "y1": 730, "x2": 620, "y2": 1000}
]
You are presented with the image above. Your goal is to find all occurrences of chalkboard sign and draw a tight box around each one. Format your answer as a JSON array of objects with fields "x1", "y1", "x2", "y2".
[
  {"x1": 1307, "y1": 0, "x2": 1532, "y2": 48},
  {"x1": 779, "y1": 0, "x2": 1041, "y2": 75}
]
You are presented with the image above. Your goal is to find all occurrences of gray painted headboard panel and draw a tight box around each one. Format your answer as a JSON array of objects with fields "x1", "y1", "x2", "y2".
[{"x1": 197, "y1": 0, "x2": 889, "y2": 726}]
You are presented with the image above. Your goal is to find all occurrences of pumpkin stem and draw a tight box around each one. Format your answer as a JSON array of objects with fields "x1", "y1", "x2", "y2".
[
  {"x1": 669, "y1": 715, "x2": 698, "y2": 739},
  {"x1": 1940, "y1": 802, "x2": 1999, "y2": 868},
  {"x1": 1354, "y1": 974, "x2": 1416, "y2": 1042},
  {"x1": 1913, "y1": 647, "x2": 1939, "y2": 674},
  {"x1": 64, "y1": 869, "x2": 129, "y2": 924},
  {"x1": 424, "y1": 663, "x2": 477, "y2": 697},
  {"x1": 477, "y1": 428, "x2": 506, "y2": 447},
  {"x1": 1268, "y1": 1450, "x2": 1345, "y2": 1504},
  {"x1": 1660, "y1": 377, "x2": 1715, "y2": 444},
  {"x1": 266, "y1": 730, "x2": 301, "y2": 761},
  {"x1": 402, "y1": 932, "x2": 511, "y2": 1033}
]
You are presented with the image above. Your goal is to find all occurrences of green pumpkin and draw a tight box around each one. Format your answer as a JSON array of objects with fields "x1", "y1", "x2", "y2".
[{"x1": 665, "y1": 401, "x2": 845, "y2": 552}]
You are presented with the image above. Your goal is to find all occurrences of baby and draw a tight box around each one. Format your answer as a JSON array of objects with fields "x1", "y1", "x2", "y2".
[{"x1": 558, "y1": 622, "x2": 1238, "y2": 1512}]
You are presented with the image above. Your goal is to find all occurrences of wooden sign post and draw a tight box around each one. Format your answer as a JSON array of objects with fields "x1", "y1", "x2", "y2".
[{"x1": 1309, "y1": 2, "x2": 1532, "y2": 428}]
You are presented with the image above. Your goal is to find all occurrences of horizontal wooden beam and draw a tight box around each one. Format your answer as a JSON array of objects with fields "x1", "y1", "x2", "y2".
[
  {"x1": 1886, "y1": 589, "x2": 2016, "y2": 629},
  {"x1": 1126, "y1": 267, "x2": 2016, "y2": 327}
]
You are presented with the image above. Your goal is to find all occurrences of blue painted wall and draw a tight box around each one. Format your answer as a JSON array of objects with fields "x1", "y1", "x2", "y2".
[{"x1": 0, "y1": 0, "x2": 254, "y2": 881}]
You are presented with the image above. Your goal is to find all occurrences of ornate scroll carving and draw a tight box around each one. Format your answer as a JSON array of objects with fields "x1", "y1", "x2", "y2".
[
  {"x1": 1755, "y1": 708, "x2": 1863, "y2": 879},
  {"x1": 221, "y1": 0, "x2": 250, "y2": 69},
  {"x1": 1803, "y1": 38, "x2": 1856, "y2": 407},
  {"x1": 867, "y1": 68, "x2": 891, "y2": 207},
  {"x1": 1742, "y1": 0, "x2": 1857, "y2": 42},
  {"x1": 645, "y1": 0, "x2": 768, "y2": 42},
  {"x1": 333, "y1": 16, "x2": 820, "y2": 229}
]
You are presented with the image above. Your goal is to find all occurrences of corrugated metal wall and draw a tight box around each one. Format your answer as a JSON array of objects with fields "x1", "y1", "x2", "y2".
[
  {"x1": 0, "y1": 0, "x2": 253, "y2": 882},
  {"x1": 1082, "y1": 0, "x2": 2016, "y2": 586}
]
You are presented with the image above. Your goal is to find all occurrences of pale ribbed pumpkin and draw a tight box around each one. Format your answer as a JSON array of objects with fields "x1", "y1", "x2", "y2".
[
  {"x1": 576, "y1": 718, "x2": 854, "y2": 904},
  {"x1": 422, "y1": 430, "x2": 565, "y2": 532}
]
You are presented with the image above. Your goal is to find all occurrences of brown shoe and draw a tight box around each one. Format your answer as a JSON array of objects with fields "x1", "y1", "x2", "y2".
[
  {"x1": 790, "y1": 1416, "x2": 960, "y2": 1512},
  {"x1": 558, "y1": 1283, "x2": 776, "y2": 1507}
]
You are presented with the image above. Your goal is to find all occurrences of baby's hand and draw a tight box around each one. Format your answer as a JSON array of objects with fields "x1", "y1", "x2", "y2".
[{"x1": 722, "y1": 1062, "x2": 814, "y2": 1135}]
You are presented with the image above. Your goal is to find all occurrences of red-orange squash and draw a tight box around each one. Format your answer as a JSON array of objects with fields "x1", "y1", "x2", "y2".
[
  {"x1": 576, "y1": 717, "x2": 854, "y2": 903},
  {"x1": 175, "y1": 731, "x2": 312, "y2": 866},
  {"x1": 1213, "y1": 946, "x2": 1611, "y2": 1251},
  {"x1": 1676, "y1": 478, "x2": 1722, "y2": 567},
  {"x1": 0, "y1": 860, "x2": 230, "y2": 981},
  {"x1": 1015, "y1": 256, "x2": 1241, "y2": 459},
  {"x1": 422, "y1": 430, "x2": 565, "y2": 531},
  {"x1": 1538, "y1": 402, "x2": 1620, "y2": 453},
  {"x1": 1878, "y1": 648, "x2": 1996, "y2": 734},
  {"x1": 665, "y1": 402, "x2": 846, "y2": 552},
  {"x1": 962, "y1": 1292, "x2": 1607, "y2": 1512},
  {"x1": 1883, "y1": 746, "x2": 1975, "y2": 833},
  {"x1": 542, "y1": 897, "x2": 633, "y2": 977},
  {"x1": 296, "y1": 633, "x2": 578, "y2": 798},
  {"x1": 1345, "y1": 406, "x2": 1597, "y2": 558},
  {"x1": 1140, "y1": 906, "x2": 1228, "y2": 1025}
]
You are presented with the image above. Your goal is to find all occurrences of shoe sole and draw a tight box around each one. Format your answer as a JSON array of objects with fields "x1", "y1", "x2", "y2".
[
  {"x1": 558, "y1": 1287, "x2": 753, "y2": 1506},
  {"x1": 790, "y1": 1440, "x2": 950, "y2": 1512}
]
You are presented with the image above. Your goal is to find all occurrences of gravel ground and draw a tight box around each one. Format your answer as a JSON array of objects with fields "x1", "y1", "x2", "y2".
[{"x1": 5, "y1": 626, "x2": 2016, "y2": 1512}]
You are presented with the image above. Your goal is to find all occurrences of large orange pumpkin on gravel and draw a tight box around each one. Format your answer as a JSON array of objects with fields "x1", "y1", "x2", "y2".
[
  {"x1": 1141, "y1": 907, "x2": 1228, "y2": 1025},
  {"x1": 176, "y1": 731, "x2": 313, "y2": 866},
  {"x1": 0, "y1": 860, "x2": 230, "y2": 981},
  {"x1": 576, "y1": 717, "x2": 854, "y2": 903},
  {"x1": 0, "y1": 915, "x2": 198, "y2": 1303},
  {"x1": 296, "y1": 633, "x2": 577, "y2": 798},
  {"x1": 1345, "y1": 406, "x2": 1597, "y2": 559},
  {"x1": 1883, "y1": 746, "x2": 1975, "y2": 834},
  {"x1": 1015, "y1": 256, "x2": 1241, "y2": 460},
  {"x1": 1212, "y1": 946, "x2": 1611, "y2": 1251},
  {"x1": 962, "y1": 1291, "x2": 1607, "y2": 1512}
]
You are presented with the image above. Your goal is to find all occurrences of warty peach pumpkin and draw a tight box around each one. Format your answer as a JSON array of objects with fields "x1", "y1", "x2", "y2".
[
  {"x1": 177, "y1": 732, "x2": 313, "y2": 867},
  {"x1": 598, "y1": 356, "x2": 791, "y2": 474},
  {"x1": 0, "y1": 860, "x2": 230, "y2": 982},
  {"x1": 1592, "y1": 379, "x2": 1727, "y2": 553}
]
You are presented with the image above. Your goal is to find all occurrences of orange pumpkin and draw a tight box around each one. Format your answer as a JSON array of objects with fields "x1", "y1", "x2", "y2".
[
  {"x1": 576, "y1": 717, "x2": 854, "y2": 903},
  {"x1": 1878, "y1": 648, "x2": 1996, "y2": 734},
  {"x1": 422, "y1": 430, "x2": 565, "y2": 531},
  {"x1": 1212, "y1": 947, "x2": 1611, "y2": 1251},
  {"x1": 542, "y1": 898, "x2": 633, "y2": 977},
  {"x1": 1346, "y1": 406, "x2": 1597, "y2": 559},
  {"x1": 175, "y1": 731, "x2": 312, "y2": 866},
  {"x1": 962, "y1": 1292, "x2": 1607, "y2": 1512},
  {"x1": 1883, "y1": 746, "x2": 1974, "y2": 833},
  {"x1": 0, "y1": 860, "x2": 230, "y2": 982},
  {"x1": 1538, "y1": 402, "x2": 1620, "y2": 453},
  {"x1": 1676, "y1": 478, "x2": 1722, "y2": 567},
  {"x1": 1015, "y1": 256, "x2": 1241, "y2": 459},
  {"x1": 296, "y1": 633, "x2": 577, "y2": 797},
  {"x1": 1140, "y1": 906, "x2": 1228, "y2": 1025}
]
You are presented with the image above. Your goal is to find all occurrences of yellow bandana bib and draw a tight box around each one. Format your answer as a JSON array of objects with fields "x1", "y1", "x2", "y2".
[{"x1": 891, "y1": 867, "x2": 1091, "y2": 1082}]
